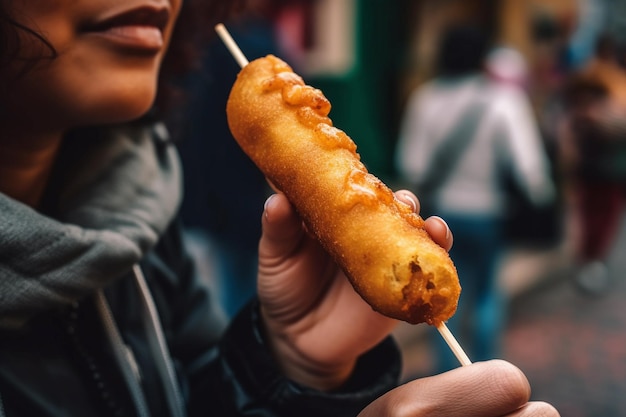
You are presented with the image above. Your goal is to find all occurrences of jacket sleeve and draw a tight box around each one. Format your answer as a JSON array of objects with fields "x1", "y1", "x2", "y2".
[
  {"x1": 185, "y1": 300, "x2": 402, "y2": 417},
  {"x1": 149, "y1": 217, "x2": 401, "y2": 416}
]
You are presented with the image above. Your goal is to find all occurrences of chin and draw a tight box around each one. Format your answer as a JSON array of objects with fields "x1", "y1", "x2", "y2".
[
  {"x1": 83, "y1": 105, "x2": 153, "y2": 126},
  {"x1": 80, "y1": 88, "x2": 158, "y2": 125},
  {"x1": 110, "y1": 101, "x2": 155, "y2": 123}
]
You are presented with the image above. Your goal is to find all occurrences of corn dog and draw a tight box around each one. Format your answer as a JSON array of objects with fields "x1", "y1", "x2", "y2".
[{"x1": 226, "y1": 55, "x2": 460, "y2": 325}]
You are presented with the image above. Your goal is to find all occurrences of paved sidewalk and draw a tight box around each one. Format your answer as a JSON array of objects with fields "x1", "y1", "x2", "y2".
[{"x1": 504, "y1": 217, "x2": 626, "y2": 417}]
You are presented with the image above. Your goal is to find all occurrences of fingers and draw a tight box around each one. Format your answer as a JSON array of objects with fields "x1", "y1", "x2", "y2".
[
  {"x1": 358, "y1": 360, "x2": 533, "y2": 417},
  {"x1": 259, "y1": 193, "x2": 304, "y2": 259},
  {"x1": 265, "y1": 190, "x2": 454, "y2": 254},
  {"x1": 395, "y1": 190, "x2": 453, "y2": 251},
  {"x1": 505, "y1": 402, "x2": 561, "y2": 417},
  {"x1": 425, "y1": 216, "x2": 453, "y2": 252},
  {"x1": 396, "y1": 190, "x2": 421, "y2": 213}
]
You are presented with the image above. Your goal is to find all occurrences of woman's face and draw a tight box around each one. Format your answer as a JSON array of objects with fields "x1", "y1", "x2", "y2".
[{"x1": 1, "y1": 0, "x2": 183, "y2": 133}]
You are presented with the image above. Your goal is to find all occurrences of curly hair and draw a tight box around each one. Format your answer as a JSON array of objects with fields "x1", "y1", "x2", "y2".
[
  {"x1": 0, "y1": 1, "x2": 57, "y2": 72},
  {"x1": 157, "y1": 0, "x2": 246, "y2": 113}
]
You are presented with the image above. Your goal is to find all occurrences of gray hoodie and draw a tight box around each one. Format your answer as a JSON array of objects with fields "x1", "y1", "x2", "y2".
[{"x1": 0, "y1": 123, "x2": 181, "y2": 329}]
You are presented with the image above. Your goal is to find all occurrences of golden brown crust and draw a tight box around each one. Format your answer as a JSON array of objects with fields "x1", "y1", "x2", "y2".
[{"x1": 226, "y1": 55, "x2": 460, "y2": 325}]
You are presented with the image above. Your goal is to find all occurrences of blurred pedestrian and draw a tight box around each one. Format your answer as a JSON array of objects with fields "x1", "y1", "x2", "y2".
[
  {"x1": 396, "y1": 24, "x2": 556, "y2": 372},
  {"x1": 559, "y1": 33, "x2": 626, "y2": 294}
]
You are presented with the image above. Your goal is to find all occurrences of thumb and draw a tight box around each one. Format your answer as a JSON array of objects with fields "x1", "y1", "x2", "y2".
[
  {"x1": 358, "y1": 360, "x2": 531, "y2": 417},
  {"x1": 259, "y1": 193, "x2": 305, "y2": 260},
  {"x1": 257, "y1": 192, "x2": 332, "y2": 324}
]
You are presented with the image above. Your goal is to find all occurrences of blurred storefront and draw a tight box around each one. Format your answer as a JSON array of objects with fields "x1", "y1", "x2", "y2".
[
  {"x1": 278, "y1": 0, "x2": 416, "y2": 180},
  {"x1": 273, "y1": 0, "x2": 623, "y2": 179}
]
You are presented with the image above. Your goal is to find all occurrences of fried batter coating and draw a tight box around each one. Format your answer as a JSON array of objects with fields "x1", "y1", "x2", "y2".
[{"x1": 226, "y1": 55, "x2": 460, "y2": 325}]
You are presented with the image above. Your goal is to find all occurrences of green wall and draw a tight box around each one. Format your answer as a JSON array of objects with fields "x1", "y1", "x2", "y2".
[{"x1": 307, "y1": 0, "x2": 413, "y2": 183}]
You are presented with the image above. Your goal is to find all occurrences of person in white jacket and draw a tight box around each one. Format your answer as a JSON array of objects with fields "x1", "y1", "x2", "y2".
[{"x1": 396, "y1": 25, "x2": 556, "y2": 372}]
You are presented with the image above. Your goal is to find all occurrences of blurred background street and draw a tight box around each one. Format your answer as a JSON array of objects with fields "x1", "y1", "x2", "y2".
[
  {"x1": 504, "y1": 216, "x2": 626, "y2": 417},
  {"x1": 176, "y1": 1, "x2": 626, "y2": 415}
]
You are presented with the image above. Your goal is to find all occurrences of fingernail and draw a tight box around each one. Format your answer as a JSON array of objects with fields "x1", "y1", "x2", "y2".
[
  {"x1": 401, "y1": 192, "x2": 417, "y2": 212},
  {"x1": 264, "y1": 194, "x2": 276, "y2": 219},
  {"x1": 440, "y1": 217, "x2": 451, "y2": 241},
  {"x1": 430, "y1": 216, "x2": 451, "y2": 240}
]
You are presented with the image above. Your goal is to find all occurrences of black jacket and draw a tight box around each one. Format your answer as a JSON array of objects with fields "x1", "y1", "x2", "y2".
[
  {"x1": 0, "y1": 218, "x2": 401, "y2": 417},
  {"x1": 0, "y1": 128, "x2": 401, "y2": 417}
]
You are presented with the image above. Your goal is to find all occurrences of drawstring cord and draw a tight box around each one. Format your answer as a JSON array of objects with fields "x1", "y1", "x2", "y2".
[
  {"x1": 95, "y1": 291, "x2": 152, "y2": 417},
  {"x1": 95, "y1": 265, "x2": 186, "y2": 417},
  {"x1": 0, "y1": 264, "x2": 184, "y2": 417},
  {"x1": 132, "y1": 264, "x2": 186, "y2": 417}
]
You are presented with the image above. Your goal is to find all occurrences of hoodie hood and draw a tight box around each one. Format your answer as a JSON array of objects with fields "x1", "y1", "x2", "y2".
[{"x1": 0, "y1": 123, "x2": 182, "y2": 328}]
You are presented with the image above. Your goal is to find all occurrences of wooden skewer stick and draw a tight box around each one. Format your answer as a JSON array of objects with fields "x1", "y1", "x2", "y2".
[
  {"x1": 215, "y1": 22, "x2": 472, "y2": 369},
  {"x1": 437, "y1": 322, "x2": 472, "y2": 366},
  {"x1": 215, "y1": 23, "x2": 249, "y2": 68}
]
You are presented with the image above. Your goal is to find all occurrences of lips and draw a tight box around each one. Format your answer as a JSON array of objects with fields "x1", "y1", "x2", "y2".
[{"x1": 81, "y1": 6, "x2": 171, "y2": 52}]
